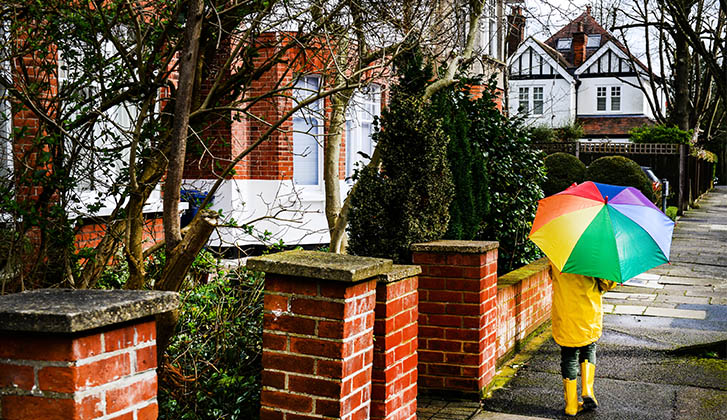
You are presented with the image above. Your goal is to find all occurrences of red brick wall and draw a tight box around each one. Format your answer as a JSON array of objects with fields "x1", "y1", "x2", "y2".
[
  {"x1": 496, "y1": 258, "x2": 553, "y2": 362},
  {"x1": 261, "y1": 274, "x2": 376, "y2": 420},
  {"x1": 75, "y1": 216, "x2": 164, "y2": 250},
  {"x1": 412, "y1": 242, "x2": 499, "y2": 397},
  {"x1": 0, "y1": 319, "x2": 159, "y2": 420},
  {"x1": 372, "y1": 269, "x2": 418, "y2": 420}
]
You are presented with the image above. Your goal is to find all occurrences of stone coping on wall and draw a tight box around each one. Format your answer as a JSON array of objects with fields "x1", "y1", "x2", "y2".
[
  {"x1": 411, "y1": 240, "x2": 499, "y2": 254},
  {"x1": 0, "y1": 289, "x2": 179, "y2": 334},
  {"x1": 377, "y1": 264, "x2": 422, "y2": 283},
  {"x1": 497, "y1": 258, "x2": 551, "y2": 288},
  {"x1": 247, "y1": 250, "x2": 393, "y2": 282}
]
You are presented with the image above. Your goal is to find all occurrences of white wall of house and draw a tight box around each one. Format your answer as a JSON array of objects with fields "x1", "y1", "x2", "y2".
[
  {"x1": 577, "y1": 76, "x2": 644, "y2": 116},
  {"x1": 509, "y1": 78, "x2": 575, "y2": 127},
  {"x1": 182, "y1": 178, "x2": 354, "y2": 247}
]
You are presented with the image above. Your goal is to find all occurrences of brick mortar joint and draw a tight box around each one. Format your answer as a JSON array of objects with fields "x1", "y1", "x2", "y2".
[{"x1": 93, "y1": 397, "x2": 157, "y2": 420}]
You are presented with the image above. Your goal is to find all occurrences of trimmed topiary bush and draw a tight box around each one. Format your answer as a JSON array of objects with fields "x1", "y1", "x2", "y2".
[
  {"x1": 585, "y1": 156, "x2": 654, "y2": 201},
  {"x1": 542, "y1": 152, "x2": 587, "y2": 196}
]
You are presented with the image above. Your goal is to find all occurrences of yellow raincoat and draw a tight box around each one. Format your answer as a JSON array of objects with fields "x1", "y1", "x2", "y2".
[{"x1": 550, "y1": 262, "x2": 617, "y2": 347}]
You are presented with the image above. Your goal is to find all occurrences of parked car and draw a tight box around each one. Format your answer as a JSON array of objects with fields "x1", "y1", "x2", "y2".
[{"x1": 641, "y1": 166, "x2": 662, "y2": 204}]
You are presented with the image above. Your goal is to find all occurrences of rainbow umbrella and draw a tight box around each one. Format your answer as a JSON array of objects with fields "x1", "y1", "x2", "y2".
[{"x1": 529, "y1": 181, "x2": 674, "y2": 283}]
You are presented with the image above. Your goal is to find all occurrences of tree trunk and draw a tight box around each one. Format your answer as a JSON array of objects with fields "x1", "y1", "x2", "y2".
[
  {"x1": 325, "y1": 87, "x2": 352, "y2": 253},
  {"x1": 154, "y1": 209, "x2": 218, "y2": 359},
  {"x1": 163, "y1": 0, "x2": 204, "y2": 254},
  {"x1": 673, "y1": 31, "x2": 690, "y2": 131}
]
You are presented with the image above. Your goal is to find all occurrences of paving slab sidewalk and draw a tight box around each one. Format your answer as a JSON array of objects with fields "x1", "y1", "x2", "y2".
[{"x1": 419, "y1": 186, "x2": 727, "y2": 419}]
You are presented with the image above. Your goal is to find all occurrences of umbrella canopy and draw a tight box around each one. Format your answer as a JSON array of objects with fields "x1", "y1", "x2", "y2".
[{"x1": 529, "y1": 181, "x2": 675, "y2": 283}]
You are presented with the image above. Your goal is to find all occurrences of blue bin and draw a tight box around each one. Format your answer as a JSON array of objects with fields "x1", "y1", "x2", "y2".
[{"x1": 180, "y1": 189, "x2": 210, "y2": 228}]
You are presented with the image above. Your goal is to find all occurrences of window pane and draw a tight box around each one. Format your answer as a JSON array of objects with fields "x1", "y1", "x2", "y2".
[
  {"x1": 586, "y1": 35, "x2": 601, "y2": 48},
  {"x1": 533, "y1": 87, "x2": 543, "y2": 114},
  {"x1": 597, "y1": 87, "x2": 607, "y2": 111},
  {"x1": 346, "y1": 84, "x2": 380, "y2": 179},
  {"x1": 293, "y1": 117, "x2": 319, "y2": 185},
  {"x1": 518, "y1": 87, "x2": 529, "y2": 114},
  {"x1": 293, "y1": 76, "x2": 321, "y2": 185},
  {"x1": 557, "y1": 38, "x2": 572, "y2": 50},
  {"x1": 611, "y1": 87, "x2": 621, "y2": 111}
]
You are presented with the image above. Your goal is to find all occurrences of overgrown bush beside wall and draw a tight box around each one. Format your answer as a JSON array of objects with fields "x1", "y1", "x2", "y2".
[
  {"x1": 347, "y1": 51, "x2": 454, "y2": 264},
  {"x1": 432, "y1": 81, "x2": 489, "y2": 240},
  {"x1": 467, "y1": 80, "x2": 546, "y2": 274},
  {"x1": 158, "y1": 268, "x2": 264, "y2": 420}
]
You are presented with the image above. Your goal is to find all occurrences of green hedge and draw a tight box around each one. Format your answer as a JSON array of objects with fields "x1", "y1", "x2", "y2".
[{"x1": 542, "y1": 152, "x2": 586, "y2": 196}]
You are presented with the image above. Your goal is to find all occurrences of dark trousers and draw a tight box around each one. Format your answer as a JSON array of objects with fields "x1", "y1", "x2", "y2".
[{"x1": 560, "y1": 342, "x2": 597, "y2": 380}]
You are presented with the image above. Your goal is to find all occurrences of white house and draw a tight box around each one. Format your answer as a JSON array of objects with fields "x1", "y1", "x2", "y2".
[{"x1": 507, "y1": 6, "x2": 662, "y2": 141}]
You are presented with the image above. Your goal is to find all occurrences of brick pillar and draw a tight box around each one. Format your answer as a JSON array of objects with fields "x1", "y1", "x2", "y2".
[
  {"x1": 411, "y1": 240, "x2": 499, "y2": 398},
  {"x1": 372, "y1": 265, "x2": 420, "y2": 420},
  {"x1": 0, "y1": 289, "x2": 178, "y2": 420},
  {"x1": 248, "y1": 250, "x2": 393, "y2": 420}
]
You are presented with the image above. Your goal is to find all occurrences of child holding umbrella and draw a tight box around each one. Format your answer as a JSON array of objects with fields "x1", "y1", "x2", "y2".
[
  {"x1": 529, "y1": 182, "x2": 674, "y2": 416},
  {"x1": 550, "y1": 262, "x2": 616, "y2": 416}
]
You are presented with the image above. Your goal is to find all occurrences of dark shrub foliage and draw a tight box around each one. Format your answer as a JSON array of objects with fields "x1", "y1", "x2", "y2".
[
  {"x1": 585, "y1": 155, "x2": 654, "y2": 201},
  {"x1": 432, "y1": 83, "x2": 489, "y2": 240},
  {"x1": 158, "y1": 268, "x2": 264, "y2": 420},
  {"x1": 542, "y1": 152, "x2": 587, "y2": 196},
  {"x1": 554, "y1": 122, "x2": 584, "y2": 142},
  {"x1": 468, "y1": 81, "x2": 546, "y2": 274},
  {"x1": 630, "y1": 124, "x2": 692, "y2": 144},
  {"x1": 347, "y1": 91, "x2": 454, "y2": 263},
  {"x1": 529, "y1": 125, "x2": 556, "y2": 143}
]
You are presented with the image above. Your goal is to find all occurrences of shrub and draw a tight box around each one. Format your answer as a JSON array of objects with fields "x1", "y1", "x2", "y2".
[
  {"x1": 630, "y1": 124, "x2": 692, "y2": 144},
  {"x1": 542, "y1": 152, "x2": 587, "y2": 196},
  {"x1": 431, "y1": 81, "x2": 489, "y2": 240},
  {"x1": 529, "y1": 125, "x2": 556, "y2": 143},
  {"x1": 555, "y1": 122, "x2": 584, "y2": 143},
  {"x1": 347, "y1": 94, "x2": 454, "y2": 263},
  {"x1": 468, "y1": 79, "x2": 546, "y2": 273},
  {"x1": 585, "y1": 156, "x2": 654, "y2": 201},
  {"x1": 666, "y1": 206, "x2": 678, "y2": 220},
  {"x1": 158, "y1": 268, "x2": 264, "y2": 420}
]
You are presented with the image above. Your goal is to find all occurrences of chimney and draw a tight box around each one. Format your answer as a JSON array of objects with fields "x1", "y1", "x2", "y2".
[
  {"x1": 572, "y1": 21, "x2": 588, "y2": 67},
  {"x1": 506, "y1": 6, "x2": 526, "y2": 59}
]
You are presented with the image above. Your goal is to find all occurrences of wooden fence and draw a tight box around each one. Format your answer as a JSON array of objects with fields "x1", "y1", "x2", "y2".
[{"x1": 533, "y1": 142, "x2": 715, "y2": 214}]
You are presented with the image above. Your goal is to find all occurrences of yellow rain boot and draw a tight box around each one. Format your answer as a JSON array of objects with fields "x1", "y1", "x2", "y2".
[
  {"x1": 563, "y1": 378, "x2": 582, "y2": 416},
  {"x1": 581, "y1": 360, "x2": 598, "y2": 410}
]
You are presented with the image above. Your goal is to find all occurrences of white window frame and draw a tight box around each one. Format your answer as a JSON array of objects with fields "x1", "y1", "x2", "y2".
[
  {"x1": 610, "y1": 86, "x2": 621, "y2": 111},
  {"x1": 292, "y1": 75, "x2": 323, "y2": 188},
  {"x1": 345, "y1": 84, "x2": 380, "y2": 182},
  {"x1": 596, "y1": 86, "x2": 607, "y2": 111},
  {"x1": 58, "y1": 37, "x2": 159, "y2": 218},
  {"x1": 596, "y1": 85, "x2": 622, "y2": 113},
  {"x1": 532, "y1": 86, "x2": 544, "y2": 115},
  {"x1": 0, "y1": 23, "x2": 12, "y2": 187},
  {"x1": 518, "y1": 87, "x2": 529, "y2": 114},
  {"x1": 479, "y1": 0, "x2": 502, "y2": 61},
  {"x1": 557, "y1": 38, "x2": 572, "y2": 50},
  {"x1": 586, "y1": 34, "x2": 601, "y2": 48}
]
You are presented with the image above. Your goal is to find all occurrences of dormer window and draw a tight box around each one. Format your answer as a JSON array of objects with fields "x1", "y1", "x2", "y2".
[
  {"x1": 557, "y1": 38, "x2": 572, "y2": 50},
  {"x1": 586, "y1": 35, "x2": 601, "y2": 48}
]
